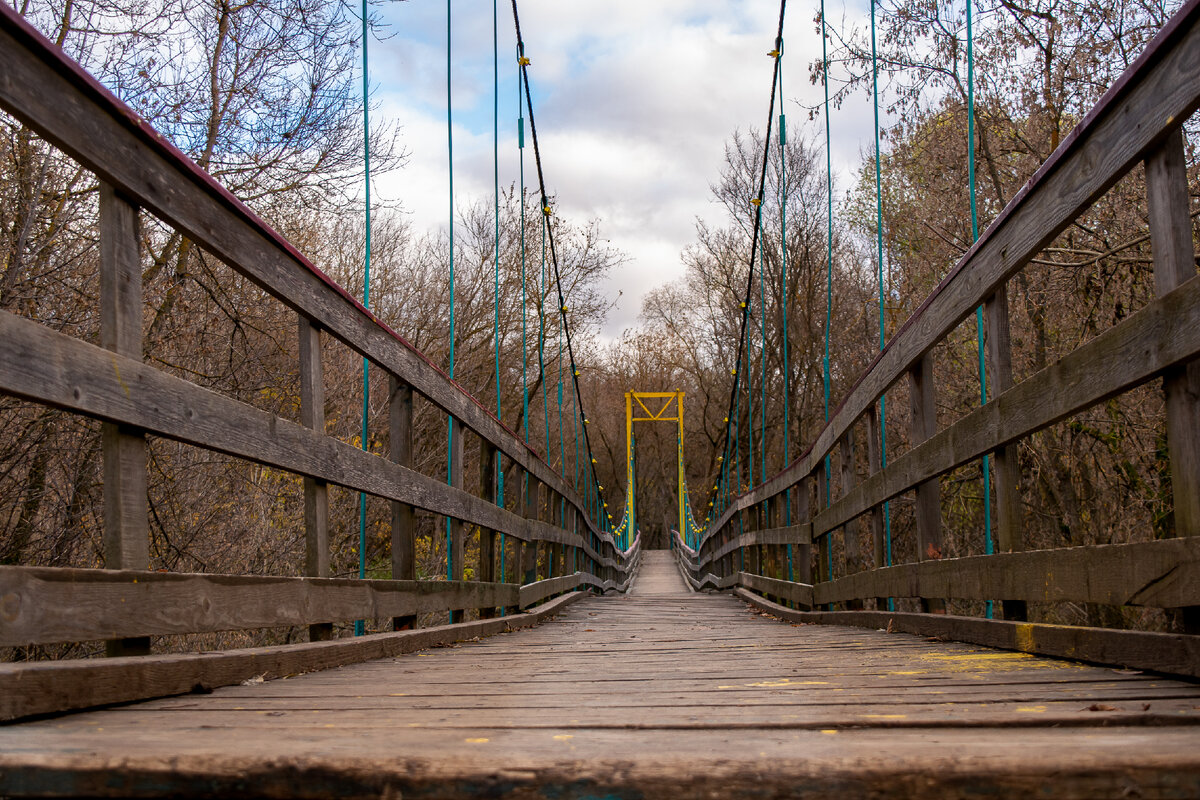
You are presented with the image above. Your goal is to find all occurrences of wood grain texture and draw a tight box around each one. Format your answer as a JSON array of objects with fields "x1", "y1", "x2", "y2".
[
  {"x1": 3, "y1": 553, "x2": 1199, "y2": 798},
  {"x1": 0, "y1": 566, "x2": 520, "y2": 646},
  {"x1": 0, "y1": 590, "x2": 584, "y2": 721},
  {"x1": 807, "y1": 537, "x2": 1200, "y2": 610},
  {"x1": 736, "y1": 588, "x2": 1200, "y2": 678}
]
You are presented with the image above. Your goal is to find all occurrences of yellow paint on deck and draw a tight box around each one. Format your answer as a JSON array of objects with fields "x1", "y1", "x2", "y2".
[
  {"x1": 861, "y1": 714, "x2": 907, "y2": 719},
  {"x1": 746, "y1": 678, "x2": 830, "y2": 687},
  {"x1": 553, "y1": 735, "x2": 574, "y2": 741},
  {"x1": 1015, "y1": 623, "x2": 1036, "y2": 653},
  {"x1": 820, "y1": 729, "x2": 838, "y2": 735},
  {"x1": 465, "y1": 738, "x2": 490, "y2": 743},
  {"x1": 1017, "y1": 706, "x2": 1048, "y2": 713}
]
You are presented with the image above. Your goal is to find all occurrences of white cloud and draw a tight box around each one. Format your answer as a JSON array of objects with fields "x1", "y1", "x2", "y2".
[{"x1": 371, "y1": 0, "x2": 886, "y2": 339}]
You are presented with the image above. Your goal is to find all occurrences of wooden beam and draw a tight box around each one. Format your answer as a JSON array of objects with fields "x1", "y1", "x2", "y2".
[
  {"x1": 735, "y1": 589, "x2": 1200, "y2": 679},
  {"x1": 0, "y1": 591, "x2": 584, "y2": 722},
  {"x1": 298, "y1": 318, "x2": 331, "y2": 641},
  {"x1": 0, "y1": 566, "x2": 520, "y2": 647}
]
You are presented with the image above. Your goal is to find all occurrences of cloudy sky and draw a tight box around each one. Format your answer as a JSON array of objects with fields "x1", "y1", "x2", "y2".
[{"x1": 370, "y1": 0, "x2": 877, "y2": 338}]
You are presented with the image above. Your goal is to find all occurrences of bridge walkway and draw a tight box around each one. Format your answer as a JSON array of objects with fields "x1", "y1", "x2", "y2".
[{"x1": 2, "y1": 551, "x2": 1199, "y2": 798}]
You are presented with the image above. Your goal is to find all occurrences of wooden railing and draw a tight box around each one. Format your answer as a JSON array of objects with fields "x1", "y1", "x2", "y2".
[
  {"x1": 677, "y1": 0, "x2": 1200, "y2": 678},
  {"x1": 0, "y1": 6, "x2": 638, "y2": 720}
]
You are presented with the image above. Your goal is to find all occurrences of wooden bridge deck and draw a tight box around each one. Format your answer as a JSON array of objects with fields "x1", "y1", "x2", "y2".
[{"x1": 2, "y1": 551, "x2": 1199, "y2": 799}]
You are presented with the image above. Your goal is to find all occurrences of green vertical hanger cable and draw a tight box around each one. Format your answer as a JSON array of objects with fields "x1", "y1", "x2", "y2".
[
  {"x1": 492, "y1": 0, "x2": 505, "y2": 588},
  {"x1": 355, "y1": 0, "x2": 371, "y2": 637},
  {"x1": 778, "y1": 40, "x2": 794, "y2": 581},
  {"x1": 870, "y1": 0, "x2": 893, "y2": 612},
  {"x1": 444, "y1": 0, "x2": 456, "y2": 583},
  {"x1": 967, "y1": 0, "x2": 995, "y2": 619}
]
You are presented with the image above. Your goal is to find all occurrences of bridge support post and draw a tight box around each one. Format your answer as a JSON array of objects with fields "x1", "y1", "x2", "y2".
[
  {"x1": 796, "y1": 476, "x2": 813, "y2": 595},
  {"x1": 447, "y1": 418, "x2": 464, "y2": 623},
  {"x1": 478, "y1": 439, "x2": 498, "y2": 618},
  {"x1": 985, "y1": 288, "x2": 1026, "y2": 621},
  {"x1": 815, "y1": 459, "x2": 830, "y2": 602},
  {"x1": 909, "y1": 352, "x2": 946, "y2": 614},
  {"x1": 1146, "y1": 128, "x2": 1200, "y2": 634},
  {"x1": 521, "y1": 473, "x2": 539, "y2": 587},
  {"x1": 99, "y1": 184, "x2": 150, "y2": 658},
  {"x1": 299, "y1": 317, "x2": 333, "y2": 641},
  {"x1": 866, "y1": 405, "x2": 889, "y2": 610},
  {"x1": 390, "y1": 376, "x2": 416, "y2": 630}
]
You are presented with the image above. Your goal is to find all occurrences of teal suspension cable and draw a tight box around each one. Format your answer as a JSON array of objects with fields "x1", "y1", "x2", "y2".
[
  {"x1": 821, "y1": 0, "x2": 833, "y2": 592},
  {"x1": 356, "y1": 0, "x2": 370, "y2": 637},
  {"x1": 541, "y1": 214, "x2": 549, "y2": 465},
  {"x1": 778, "y1": 41, "x2": 793, "y2": 580},
  {"x1": 493, "y1": 0, "x2": 504, "y2": 515},
  {"x1": 759, "y1": 208, "x2": 766, "y2": 486},
  {"x1": 871, "y1": 0, "x2": 894, "y2": 612},
  {"x1": 518, "y1": 43, "x2": 528, "y2": 445},
  {"x1": 445, "y1": 0, "x2": 455, "y2": 584},
  {"x1": 967, "y1": 0, "x2": 994, "y2": 619}
]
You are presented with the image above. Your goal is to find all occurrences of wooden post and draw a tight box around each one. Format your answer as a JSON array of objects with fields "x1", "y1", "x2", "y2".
[
  {"x1": 1146, "y1": 128, "x2": 1200, "y2": 633},
  {"x1": 840, "y1": 431, "x2": 864, "y2": 609},
  {"x1": 815, "y1": 458, "x2": 829, "y2": 592},
  {"x1": 447, "y1": 417, "x2": 464, "y2": 623},
  {"x1": 299, "y1": 317, "x2": 332, "y2": 642},
  {"x1": 390, "y1": 377, "x2": 416, "y2": 629},
  {"x1": 909, "y1": 351, "x2": 945, "y2": 613},
  {"x1": 866, "y1": 405, "x2": 889, "y2": 610},
  {"x1": 796, "y1": 475, "x2": 813, "y2": 590},
  {"x1": 100, "y1": 184, "x2": 150, "y2": 658},
  {"x1": 478, "y1": 439, "x2": 498, "y2": 618},
  {"x1": 985, "y1": 287, "x2": 1026, "y2": 621},
  {"x1": 522, "y1": 473, "x2": 539, "y2": 586}
]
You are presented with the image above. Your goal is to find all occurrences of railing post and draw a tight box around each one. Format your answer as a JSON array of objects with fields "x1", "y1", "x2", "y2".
[
  {"x1": 815, "y1": 458, "x2": 829, "y2": 592},
  {"x1": 909, "y1": 351, "x2": 946, "y2": 613},
  {"x1": 522, "y1": 473, "x2": 539, "y2": 586},
  {"x1": 985, "y1": 287, "x2": 1026, "y2": 621},
  {"x1": 389, "y1": 376, "x2": 416, "y2": 629},
  {"x1": 299, "y1": 317, "x2": 333, "y2": 641},
  {"x1": 478, "y1": 439, "x2": 498, "y2": 618},
  {"x1": 839, "y1": 431, "x2": 864, "y2": 609},
  {"x1": 866, "y1": 406, "x2": 890, "y2": 610},
  {"x1": 99, "y1": 184, "x2": 150, "y2": 658},
  {"x1": 1146, "y1": 128, "x2": 1200, "y2": 633},
  {"x1": 447, "y1": 417, "x2": 464, "y2": 623},
  {"x1": 796, "y1": 475, "x2": 813, "y2": 591}
]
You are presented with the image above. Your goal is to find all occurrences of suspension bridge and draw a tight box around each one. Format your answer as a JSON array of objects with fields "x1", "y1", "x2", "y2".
[{"x1": 1, "y1": 0, "x2": 1200, "y2": 796}]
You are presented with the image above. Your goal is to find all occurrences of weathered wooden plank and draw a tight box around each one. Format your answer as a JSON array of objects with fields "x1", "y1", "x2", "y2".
[
  {"x1": 519, "y1": 573, "x2": 583, "y2": 609},
  {"x1": 815, "y1": 273, "x2": 1200, "y2": 539},
  {"x1": 739, "y1": 572, "x2": 814, "y2": 609},
  {"x1": 808, "y1": 537, "x2": 1200, "y2": 610},
  {"x1": 695, "y1": 524, "x2": 812, "y2": 570},
  {"x1": 0, "y1": 591, "x2": 584, "y2": 721},
  {"x1": 0, "y1": 308, "x2": 571, "y2": 549},
  {"x1": 0, "y1": 565, "x2": 522, "y2": 646},
  {"x1": 735, "y1": 589, "x2": 1200, "y2": 678},
  {"x1": 0, "y1": 7, "x2": 607, "y2": 550}
]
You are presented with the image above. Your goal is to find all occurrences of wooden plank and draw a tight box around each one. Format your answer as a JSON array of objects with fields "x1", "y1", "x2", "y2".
[
  {"x1": 519, "y1": 573, "x2": 583, "y2": 609},
  {"x1": 0, "y1": 591, "x2": 584, "y2": 722},
  {"x1": 738, "y1": 572, "x2": 813, "y2": 609},
  {"x1": 299, "y1": 318, "x2": 332, "y2": 642},
  {"x1": 815, "y1": 273, "x2": 1200, "y2": 540},
  {"x1": 477, "y1": 439, "x2": 498, "y2": 619},
  {"x1": 447, "y1": 418, "x2": 465, "y2": 624},
  {"x1": 0, "y1": 7, "x2": 604, "y2": 546},
  {"x1": 0, "y1": 309, "x2": 558, "y2": 547},
  {"x1": 735, "y1": 589, "x2": 1200, "y2": 678},
  {"x1": 809, "y1": 537, "x2": 1200, "y2": 609},
  {"x1": 907, "y1": 352, "x2": 943, "y2": 604},
  {"x1": 0, "y1": 565, "x2": 523, "y2": 646}
]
